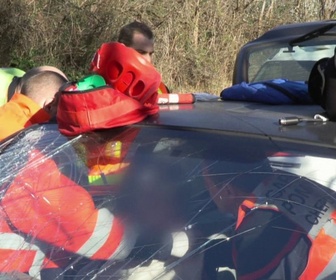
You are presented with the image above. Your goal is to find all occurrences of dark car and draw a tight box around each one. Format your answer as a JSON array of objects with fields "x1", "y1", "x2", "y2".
[
  {"x1": 233, "y1": 20, "x2": 336, "y2": 84},
  {"x1": 1, "y1": 98, "x2": 336, "y2": 279}
]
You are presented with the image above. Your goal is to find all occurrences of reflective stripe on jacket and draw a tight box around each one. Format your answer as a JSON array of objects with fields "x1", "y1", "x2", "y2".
[
  {"x1": 236, "y1": 174, "x2": 336, "y2": 280},
  {"x1": 0, "y1": 207, "x2": 51, "y2": 278}
]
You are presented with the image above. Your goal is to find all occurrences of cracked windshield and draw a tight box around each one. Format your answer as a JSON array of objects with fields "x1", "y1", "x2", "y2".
[{"x1": 1, "y1": 124, "x2": 336, "y2": 280}]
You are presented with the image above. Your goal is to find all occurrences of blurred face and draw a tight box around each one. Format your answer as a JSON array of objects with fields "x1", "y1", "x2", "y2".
[
  {"x1": 133, "y1": 188, "x2": 182, "y2": 232},
  {"x1": 122, "y1": 162, "x2": 186, "y2": 232},
  {"x1": 130, "y1": 32, "x2": 154, "y2": 64}
]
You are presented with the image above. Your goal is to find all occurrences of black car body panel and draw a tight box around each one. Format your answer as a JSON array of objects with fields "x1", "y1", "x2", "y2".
[{"x1": 146, "y1": 102, "x2": 336, "y2": 148}]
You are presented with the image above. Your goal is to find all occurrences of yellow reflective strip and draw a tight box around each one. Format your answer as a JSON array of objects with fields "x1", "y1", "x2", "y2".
[{"x1": 105, "y1": 141, "x2": 122, "y2": 159}]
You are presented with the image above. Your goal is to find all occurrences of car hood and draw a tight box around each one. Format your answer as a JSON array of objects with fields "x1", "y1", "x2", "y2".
[{"x1": 144, "y1": 101, "x2": 336, "y2": 148}]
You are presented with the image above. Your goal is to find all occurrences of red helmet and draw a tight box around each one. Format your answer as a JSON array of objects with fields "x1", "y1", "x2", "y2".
[{"x1": 90, "y1": 42, "x2": 161, "y2": 111}]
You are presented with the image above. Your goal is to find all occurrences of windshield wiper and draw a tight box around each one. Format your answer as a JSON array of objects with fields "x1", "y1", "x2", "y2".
[{"x1": 289, "y1": 22, "x2": 336, "y2": 46}]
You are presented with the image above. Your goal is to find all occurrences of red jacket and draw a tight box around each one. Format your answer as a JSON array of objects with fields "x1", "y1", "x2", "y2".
[{"x1": 0, "y1": 93, "x2": 50, "y2": 141}]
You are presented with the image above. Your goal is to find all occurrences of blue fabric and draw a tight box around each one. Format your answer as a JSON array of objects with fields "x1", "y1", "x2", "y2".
[{"x1": 221, "y1": 79, "x2": 313, "y2": 105}]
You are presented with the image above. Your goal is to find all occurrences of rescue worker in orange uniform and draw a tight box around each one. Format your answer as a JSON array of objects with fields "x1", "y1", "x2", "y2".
[
  {"x1": 117, "y1": 21, "x2": 170, "y2": 94},
  {"x1": 204, "y1": 157, "x2": 336, "y2": 280},
  {"x1": 0, "y1": 42, "x2": 162, "y2": 279},
  {"x1": 0, "y1": 67, "x2": 68, "y2": 141},
  {"x1": 0, "y1": 129, "x2": 136, "y2": 279}
]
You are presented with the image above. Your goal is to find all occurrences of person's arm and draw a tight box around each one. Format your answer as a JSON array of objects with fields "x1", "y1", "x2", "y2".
[
  {"x1": 2, "y1": 149, "x2": 135, "y2": 261},
  {"x1": 234, "y1": 209, "x2": 309, "y2": 280}
]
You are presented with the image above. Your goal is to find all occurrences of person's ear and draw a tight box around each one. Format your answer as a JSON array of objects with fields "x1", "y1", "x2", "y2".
[
  {"x1": 42, "y1": 94, "x2": 58, "y2": 116},
  {"x1": 42, "y1": 98, "x2": 52, "y2": 111},
  {"x1": 7, "y1": 77, "x2": 22, "y2": 100}
]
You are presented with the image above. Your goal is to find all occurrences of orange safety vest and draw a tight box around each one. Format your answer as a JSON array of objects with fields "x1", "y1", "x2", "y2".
[
  {"x1": 0, "y1": 93, "x2": 50, "y2": 141},
  {"x1": 0, "y1": 149, "x2": 135, "y2": 278},
  {"x1": 236, "y1": 174, "x2": 336, "y2": 280},
  {"x1": 84, "y1": 127, "x2": 140, "y2": 186}
]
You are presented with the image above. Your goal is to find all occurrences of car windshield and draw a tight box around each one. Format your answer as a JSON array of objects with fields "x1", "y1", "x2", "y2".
[
  {"x1": 1, "y1": 124, "x2": 336, "y2": 279},
  {"x1": 248, "y1": 44, "x2": 336, "y2": 82}
]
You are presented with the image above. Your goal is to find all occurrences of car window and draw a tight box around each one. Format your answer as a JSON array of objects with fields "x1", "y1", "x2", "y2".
[
  {"x1": 1, "y1": 124, "x2": 336, "y2": 279},
  {"x1": 248, "y1": 44, "x2": 336, "y2": 82}
]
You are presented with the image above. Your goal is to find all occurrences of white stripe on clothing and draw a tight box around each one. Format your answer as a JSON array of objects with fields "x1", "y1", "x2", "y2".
[{"x1": 76, "y1": 208, "x2": 114, "y2": 257}]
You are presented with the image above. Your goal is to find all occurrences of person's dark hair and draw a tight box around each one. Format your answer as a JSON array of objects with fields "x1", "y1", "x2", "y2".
[
  {"x1": 118, "y1": 21, "x2": 154, "y2": 47},
  {"x1": 7, "y1": 76, "x2": 21, "y2": 100}
]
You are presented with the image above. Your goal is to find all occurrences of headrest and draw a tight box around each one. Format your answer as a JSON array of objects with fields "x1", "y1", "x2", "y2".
[{"x1": 90, "y1": 42, "x2": 161, "y2": 114}]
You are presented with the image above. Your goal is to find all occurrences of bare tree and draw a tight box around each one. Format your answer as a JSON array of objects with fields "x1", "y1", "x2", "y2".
[
  {"x1": 319, "y1": 0, "x2": 336, "y2": 19},
  {"x1": 1, "y1": 0, "x2": 330, "y2": 93}
]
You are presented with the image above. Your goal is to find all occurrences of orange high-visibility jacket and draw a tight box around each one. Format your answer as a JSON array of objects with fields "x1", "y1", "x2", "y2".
[
  {"x1": 0, "y1": 93, "x2": 50, "y2": 141},
  {"x1": 236, "y1": 174, "x2": 336, "y2": 280},
  {"x1": 85, "y1": 127, "x2": 140, "y2": 186},
  {"x1": 0, "y1": 149, "x2": 135, "y2": 278}
]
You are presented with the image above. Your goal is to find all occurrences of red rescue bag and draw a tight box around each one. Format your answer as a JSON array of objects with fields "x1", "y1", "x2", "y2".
[{"x1": 57, "y1": 83, "x2": 157, "y2": 136}]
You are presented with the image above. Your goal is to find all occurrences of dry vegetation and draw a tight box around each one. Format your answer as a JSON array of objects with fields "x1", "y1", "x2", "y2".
[{"x1": 0, "y1": 0, "x2": 335, "y2": 94}]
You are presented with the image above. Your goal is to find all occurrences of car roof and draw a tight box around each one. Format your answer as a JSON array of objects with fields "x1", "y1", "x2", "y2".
[
  {"x1": 140, "y1": 101, "x2": 336, "y2": 148},
  {"x1": 2, "y1": 101, "x2": 334, "y2": 151},
  {"x1": 245, "y1": 20, "x2": 336, "y2": 45},
  {"x1": 233, "y1": 20, "x2": 336, "y2": 84}
]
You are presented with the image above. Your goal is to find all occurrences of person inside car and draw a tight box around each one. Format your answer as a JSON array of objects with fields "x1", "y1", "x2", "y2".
[
  {"x1": 0, "y1": 67, "x2": 68, "y2": 141},
  {"x1": 0, "y1": 128, "x2": 137, "y2": 279},
  {"x1": 204, "y1": 158, "x2": 336, "y2": 280},
  {"x1": 117, "y1": 21, "x2": 170, "y2": 94},
  {"x1": 74, "y1": 156, "x2": 202, "y2": 280}
]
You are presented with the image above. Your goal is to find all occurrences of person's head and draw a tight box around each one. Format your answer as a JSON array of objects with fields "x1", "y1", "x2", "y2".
[
  {"x1": 20, "y1": 70, "x2": 68, "y2": 117},
  {"x1": 203, "y1": 161, "x2": 270, "y2": 217},
  {"x1": 118, "y1": 21, "x2": 154, "y2": 64},
  {"x1": 8, "y1": 66, "x2": 68, "y2": 101},
  {"x1": 117, "y1": 156, "x2": 190, "y2": 232}
]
